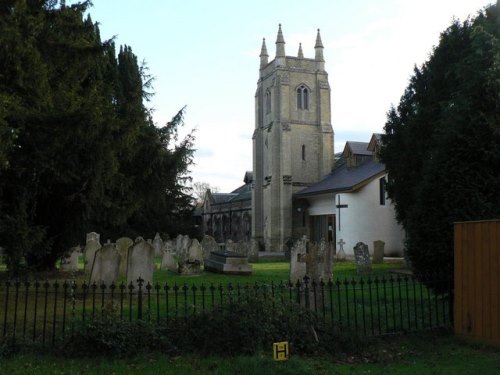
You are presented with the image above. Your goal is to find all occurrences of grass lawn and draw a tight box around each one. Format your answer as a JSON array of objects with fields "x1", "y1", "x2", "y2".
[{"x1": 1, "y1": 333, "x2": 498, "y2": 374}]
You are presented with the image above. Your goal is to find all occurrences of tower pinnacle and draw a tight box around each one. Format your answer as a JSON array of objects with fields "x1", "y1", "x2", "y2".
[
  {"x1": 275, "y1": 24, "x2": 285, "y2": 66},
  {"x1": 298, "y1": 43, "x2": 304, "y2": 59},
  {"x1": 314, "y1": 28, "x2": 325, "y2": 70},
  {"x1": 260, "y1": 38, "x2": 269, "y2": 68}
]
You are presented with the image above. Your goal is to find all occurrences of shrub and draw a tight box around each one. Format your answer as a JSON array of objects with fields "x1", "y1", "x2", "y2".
[{"x1": 58, "y1": 294, "x2": 364, "y2": 358}]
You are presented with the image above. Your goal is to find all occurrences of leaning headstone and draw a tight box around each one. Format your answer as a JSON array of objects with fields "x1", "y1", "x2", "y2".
[
  {"x1": 354, "y1": 242, "x2": 372, "y2": 275},
  {"x1": 127, "y1": 237, "x2": 155, "y2": 287},
  {"x1": 60, "y1": 246, "x2": 81, "y2": 272},
  {"x1": 116, "y1": 237, "x2": 133, "y2": 277},
  {"x1": 84, "y1": 233, "x2": 101, "y2": 274},
  {"x1": 373, "y1": 240, "x2": 385, "y2": 264},
  {"x1": 153, "y1": 233, "x2": 163, "y2": 257},
  {"x1": 200, "y1": 235, "x2": 219, "y2": 262},
  {"x1": 336, "y1": 239, "x2": 346, "y2": 261},
  {"x1": 290, "y1": 236, "x2": 307, "y2": 283},
  {"x1": 91, "y1": 243, "x2": 121, "y2": 285}
]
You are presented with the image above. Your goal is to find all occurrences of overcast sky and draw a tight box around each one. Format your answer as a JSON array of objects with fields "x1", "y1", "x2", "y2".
[{"x1": 86, "y1": 0, "x2": 493, "y2": 192}]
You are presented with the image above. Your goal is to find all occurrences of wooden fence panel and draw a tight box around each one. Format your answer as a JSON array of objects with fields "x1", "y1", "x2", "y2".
[{"x1": 454, "y1": 220, "x2": 500, "y2": 346}]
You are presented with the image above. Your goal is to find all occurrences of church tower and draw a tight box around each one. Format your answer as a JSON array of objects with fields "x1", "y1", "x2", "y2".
[{"x1": 252, "y1": 25, "x2": 334, "y2": 251}]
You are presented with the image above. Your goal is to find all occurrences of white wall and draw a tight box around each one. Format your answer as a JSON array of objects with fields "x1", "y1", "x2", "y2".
[
  {"x1": 335, "y1": 175, "x2": 405, "y2": 256},
  {"x1": 307, "y1": 195, "x2": 335, "y2": 216},
  {"x1": 306, "y1": 174, "x2": 405, "y2": 256}
]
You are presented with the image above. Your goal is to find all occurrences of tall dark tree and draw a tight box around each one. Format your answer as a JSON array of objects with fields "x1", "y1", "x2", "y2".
[
  {"x1": 0, "y1": 1, "x2": 195, "y2": 271},
  {"x1": 379, "y1": 4, "x2": 500, "y2": 288}
]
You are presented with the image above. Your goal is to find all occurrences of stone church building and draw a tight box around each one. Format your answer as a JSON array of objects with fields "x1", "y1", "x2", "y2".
[{"x1": 201, "y1": 25, "x2": 404, "y2": 256}]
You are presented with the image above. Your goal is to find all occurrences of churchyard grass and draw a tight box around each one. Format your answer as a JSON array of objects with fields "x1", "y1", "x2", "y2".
[
  {"x1": 1, "y1": 333, "x2": 499, "y2": 374},
  {"x1": 1, "y1": 258, "x2": 450, "y2": 344}
]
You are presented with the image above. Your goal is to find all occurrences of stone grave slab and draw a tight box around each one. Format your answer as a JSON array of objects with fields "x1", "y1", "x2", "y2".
[{"x1": 205, "y1": 251, "x2": 253, "y2": 275}]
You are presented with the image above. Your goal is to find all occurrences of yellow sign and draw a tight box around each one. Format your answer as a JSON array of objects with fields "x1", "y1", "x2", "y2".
[{"x1": 273, "y1": 341, "x2": 289, "y2": 361}]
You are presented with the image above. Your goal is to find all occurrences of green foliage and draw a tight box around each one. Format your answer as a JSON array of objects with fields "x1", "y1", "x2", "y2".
[
  {"x1": 59, "y1": 295, "x2": 363, "y2": 358},
  {"x1": 0, "y1": 1, "x2": 195, "y2": 271},
  {"x1": 379, "y1": 4, "x2": 500, "y2": 287}
]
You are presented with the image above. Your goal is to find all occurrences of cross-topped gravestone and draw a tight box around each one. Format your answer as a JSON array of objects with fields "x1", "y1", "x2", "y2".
[
  {"x1": 353, "y1": 242, "x2": 372, "y2": 275},
  {"x1": 337, "y1": 239, "x2": 346, "y2": 261},
  {"x1": 290, "y1": 236, "x2": 332, "y2": 283}
]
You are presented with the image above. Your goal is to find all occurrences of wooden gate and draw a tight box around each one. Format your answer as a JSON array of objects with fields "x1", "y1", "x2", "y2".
[{"x1": 454, "y1": 220, "x2": 499, "y2": 346}]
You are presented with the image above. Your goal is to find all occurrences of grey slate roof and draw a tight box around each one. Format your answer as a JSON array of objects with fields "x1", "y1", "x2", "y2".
[
  {"x1": 295, "y1": 159, "x2": 386, "y2": 197},
  {"x1": 345, "y1": 141, "x2": 372, "y2": 156},
  {"x1": 212, "y1": 193, "x2": 238, "y2": 204}
]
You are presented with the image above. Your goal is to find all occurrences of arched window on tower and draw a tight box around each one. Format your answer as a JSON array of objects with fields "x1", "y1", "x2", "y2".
[
  {"x1": 302, "y1": 144, "x2": 306, "y2": 161},
  {"x1": 265, "y1": 90, "x2": 271, "y2": 114},
  {"x1": 297, "y1": 85, "x2": 309, "y2": 110}
]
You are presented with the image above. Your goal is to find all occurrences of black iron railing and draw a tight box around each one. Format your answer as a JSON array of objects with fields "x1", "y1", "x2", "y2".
[{"x1": 0, "y1": 273, "x2": 452, "y2": 346}]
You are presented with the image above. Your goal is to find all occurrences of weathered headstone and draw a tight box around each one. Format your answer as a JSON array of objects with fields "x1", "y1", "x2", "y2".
[
  {"x1": 84, "y1": 232, "x2": 101, "y2": 274},
  {"x1": 353, "y1": 242, "x2": 372, "y2": 275},
  {"x1": 86, "y1": 232, "x2": 100, "y2": 243},
  {"x1": 153, "y1": 233, "x2": 163, "y2": 257},
  {"x1": 160, "y1": 239, "x2": 176, "y2": 271},
  {"x1": 176, "y1": 238, "x2": 203, "y2": 275},
  {"x1": 290, "y1": 236, "x2": 307, "y2": 283},
  {"x1": 188, "y1": 239, "x2": 203, "y2": 263},
  {"x1": 127, "y1": 237, "x2": 155, "y2": 287},
  {"x1": 60, "y1": 246, "x2": 81, "y2": 272},
  {"x1": 200, "y1": 235, "x2": 219, "y2": 262},
  {"x1": 161, "y1": 249, "x2": 178, "y2": 272},
  {"x1": 373, "y1": 240, "x2": 385, "y2": 264},
  {"x1": 319, "y1": 239, "x2": 334, "y2": 279},
  {"x1": 175, "y1": 234, "x2": 183, "y2": 254},
  {"x1": 248, "y1": 239, "x2": 259, "y2": 263},
  {"x1": 180, "y1": 235, "x2": 191, "y2": 259},
  {"x1": 336, "y1": 238, "x2": 346, "y2": 261},
  {"x1": 91, "y1": 243, "x2": 121, "y2": 285},
  {"x1": 116, "y1": 237, "x2": 133, "y2": 277}
]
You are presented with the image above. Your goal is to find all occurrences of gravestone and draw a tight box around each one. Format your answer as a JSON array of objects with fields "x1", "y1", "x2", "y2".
[
  {"x1": 116, "y1": 237, "x2": 133, "y2": 277},
  {"x1": 205, "y1": 251, "x2": 253, "y2": 275},
  {"x1": 353, "y1": 242, "x2": 372, "y2": 275},
  {"x1": 91, "y1": 243, "x2": 121, "y2": 285},
  {"x1": 180, "y1": 235, "x2": 191, "y2": 259},
  {"x1": 153, "y1": 233, "x2": 163, "y2": 257},
  {"x1": 337, "y1": 239, "x2": 346, "y2": 261},
  {"x1": 373, "y1": 240, "x2": 385, "y2": 264},
  {"x1": 60, "y1": 246, "x2": 81, "y2": 272},
  {"x1": 161, "y1": 248, "x2": 178, "y2": 272},
  {"x1": 84, "y1": 232, "x2": 101, "y2": 274},
  {"x1": 127, "y1": 237, "x2": 155, "y2": 287},
  {"x1": 200, "y1": 235, "x2": 219, "y2": 262},
  {"x1": 177, "y1": 238, "x2": 203, "y2": 275},
  {"x1": 290, "y1": 236, "x2": 307, "y2": 283},
  {"x1": 175, "y1": 234, "x2": 184, "y2": 254},
  {"x1": 248, "y1": 239, "x2": 259, "y2": 263},
  {"x1": 160, "y1": 239, "x2": 176, "y2": 271},
  {"x1": 320, "y1": 239, "x2": 334, "y2": 279}
]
